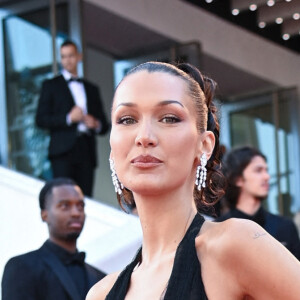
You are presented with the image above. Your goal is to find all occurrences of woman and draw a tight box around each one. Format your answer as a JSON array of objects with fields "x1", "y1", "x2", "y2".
[{"x1": 87, "y1": 62, "x2": 300, "y2": 299}]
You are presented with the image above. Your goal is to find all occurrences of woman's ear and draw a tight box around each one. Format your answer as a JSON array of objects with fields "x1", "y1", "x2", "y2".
[{"x1": 197, "y1": 130, "x2": 215, "y2": 160}]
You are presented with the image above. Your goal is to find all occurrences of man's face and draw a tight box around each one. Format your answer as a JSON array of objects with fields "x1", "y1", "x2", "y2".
[
  {"x1": 42, "y1": 184, "x2": 85, "y2": 242},
  {"x1": 237, "y1": 155, "x2": 270, "y2": 200},
  {"x1": 60, "y1": 45, "x2": 81, "y2": 75}
]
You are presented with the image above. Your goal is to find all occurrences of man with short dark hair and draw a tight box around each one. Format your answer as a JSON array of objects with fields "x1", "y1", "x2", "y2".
[
  {"x1": 218, "y1": 146, "x2": 300, "y2": 260},
  {"x1": 2, "y1": 178, "x2": 105, "y2": 300},
  {"x1": 36, "y1": 40, "x2": 109, "y2": 196}
]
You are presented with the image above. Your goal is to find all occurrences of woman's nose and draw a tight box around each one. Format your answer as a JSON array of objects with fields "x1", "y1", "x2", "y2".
[{"x1": 135, "y1": 121, "x2": 158, "y2": 147}]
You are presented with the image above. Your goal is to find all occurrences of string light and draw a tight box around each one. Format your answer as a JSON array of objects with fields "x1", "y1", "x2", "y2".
[
  {"x1": 258, "y1": 22, "x2": 266, "y2": 28},
  {"x1": 267, "y1": 0, "x2": 275, "y2": 6},
  {"x1": 249, "y1": 4, "x2": 257, "y2": 11},
  {"x1": 282, "y1": 33, "x2": 290, "y2": 40},
  {"x1": 275, "y1": 17, "x2": 283, "y2": 24},
  {"x1": 232, "y1": 9, "x2": 240, "y2": 16},
  {"x1": 293, "y1": 13, "x2": 300, "y2": 20}
]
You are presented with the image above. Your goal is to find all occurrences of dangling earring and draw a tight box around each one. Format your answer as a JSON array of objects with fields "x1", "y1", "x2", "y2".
[
  {"x1": 109, "y1": 158, "x2": 123, "y2": 195},
  {"x1": 195, "y1": 153, "x2": 207, "y2": 191}
]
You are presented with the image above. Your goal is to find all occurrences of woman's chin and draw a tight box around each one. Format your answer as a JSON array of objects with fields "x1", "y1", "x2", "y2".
[{"x1": 129, "y1": 184, "x2": 166, "y2": 197}]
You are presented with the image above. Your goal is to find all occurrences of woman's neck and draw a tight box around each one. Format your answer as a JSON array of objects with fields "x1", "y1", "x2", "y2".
[{"x1": 134, "y1": 189, "x2": 197, "y2": 265}]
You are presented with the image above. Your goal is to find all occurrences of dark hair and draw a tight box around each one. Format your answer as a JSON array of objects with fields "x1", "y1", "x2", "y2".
[
  {"x1": 113, "y1": 61, "x2": 225, "y2": 212},
  {"x1": 39, "y1": 177, "x2": 77, "y2": 210},
  {"x1": 60, "y1": 40, "x2": 78, "y2": 51},
  {"x1": 222, "y1": 146, "x2": 267, "y2": 209}
]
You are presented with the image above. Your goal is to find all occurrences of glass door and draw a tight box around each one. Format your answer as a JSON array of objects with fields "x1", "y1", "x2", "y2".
[
  {"x1": 3, "y1": 4, "x2": 68, "y2": 178},
  {"x1": 221, "y1": 88, "x2": 300, "y2": 216}
]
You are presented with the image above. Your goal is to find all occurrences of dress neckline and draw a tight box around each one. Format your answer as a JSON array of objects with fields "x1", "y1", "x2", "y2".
[{"x1": 105, "y1": 213, "x2": 207, "y2": 300}]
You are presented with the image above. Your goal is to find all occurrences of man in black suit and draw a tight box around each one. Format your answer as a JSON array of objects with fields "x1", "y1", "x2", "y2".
[
  {"x1": 36, "y1": 40, "x2": 109, "y2": 196},
  {"x1": 217, "y1": 146, "x2": 300, "y2": 260},
  {"x1": 1, "y1": 177, "x2": 105, "y2": 300}
]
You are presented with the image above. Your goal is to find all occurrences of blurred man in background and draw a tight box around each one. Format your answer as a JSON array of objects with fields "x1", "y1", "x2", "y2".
[
  {"x1": 218, "y1": 146, "x2": 300, "y2": 260},
  {"x1": 36, "y1": 40, "x2": 109, "y2": 196},
  {"x1": 2, "y1": 178, "x2": 105, "y2": 300}
]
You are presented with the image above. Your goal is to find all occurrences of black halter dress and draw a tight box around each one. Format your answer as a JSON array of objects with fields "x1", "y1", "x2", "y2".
[{"x1": 105, "y1": 213, "x2": 208, "y2": 300}]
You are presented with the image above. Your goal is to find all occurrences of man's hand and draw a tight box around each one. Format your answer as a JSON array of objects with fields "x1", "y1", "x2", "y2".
[
  {"x1": 84, "y1": 114, "x2": 100, "y2": 129},
  {"x1": 69, "y1": 106, "x2": 84, "y2": 123}
]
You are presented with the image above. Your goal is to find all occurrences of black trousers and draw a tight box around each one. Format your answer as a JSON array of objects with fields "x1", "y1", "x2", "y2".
[{"x1": 51, "y1": 135, "x2": 95, "y2": 197}]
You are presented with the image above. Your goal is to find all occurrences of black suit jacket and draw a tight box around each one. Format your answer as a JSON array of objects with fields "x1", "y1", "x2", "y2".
[
  {"x1": 35, "y1": 75, "x2": 109, "y2": 167},
  {"x1": 1, "y1": 242, "x2": 105, "y2": 300}
]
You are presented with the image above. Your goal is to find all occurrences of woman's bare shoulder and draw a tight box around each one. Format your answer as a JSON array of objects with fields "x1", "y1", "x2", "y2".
[
  {"x1": 196, "y1": 218, "x2": 300, "y2": 299},
  {"x1": 196, "y1": 218, "x2": 271, "y2": 257},
  {"x1": 86, "y1": 272, "x2": 120, "y2": 300},
  {"x1": 195, "y1": 217, "x2": 283, "y2": 275},
  {"x1": 199, "y1": 217, "x2": 267, "y2": 239}
]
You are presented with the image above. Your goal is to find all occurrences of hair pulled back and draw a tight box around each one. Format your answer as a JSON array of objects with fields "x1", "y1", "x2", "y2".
[{"x1": 114, "y1": 61, "x2": 225, "y2": 212}]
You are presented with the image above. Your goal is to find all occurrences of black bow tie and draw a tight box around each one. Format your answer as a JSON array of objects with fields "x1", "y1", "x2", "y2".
[
  {"x1": 68, "y1": 77, "x2": 82, "y2": 83},
  {"x1": 65, "y1": 251, "x2": 86, "y2": 265}
]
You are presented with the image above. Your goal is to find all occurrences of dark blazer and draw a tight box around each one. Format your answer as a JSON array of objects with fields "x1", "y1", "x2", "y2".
[
  {"x1": 1, "y1": 242, "x2": 105, "y2": 300},
  {"x1": 35, "y1": 75, "x2": 109, "y2": 167}
]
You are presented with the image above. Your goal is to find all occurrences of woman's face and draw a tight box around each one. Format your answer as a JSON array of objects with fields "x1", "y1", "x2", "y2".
[{"x1": 110, "y1": 71, "x2": 204, "y2": 197}]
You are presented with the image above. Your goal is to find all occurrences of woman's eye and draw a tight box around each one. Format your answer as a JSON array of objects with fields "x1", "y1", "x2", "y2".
[
  {"x1": 117, "y1": 116, "x2": 137, "y2": 125},
  {"x1": 161, "y1": 115, "x2": 181, "y2": 123}
]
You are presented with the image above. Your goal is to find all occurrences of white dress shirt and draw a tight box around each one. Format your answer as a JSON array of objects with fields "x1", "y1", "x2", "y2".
[{"x1": 62, "y1": 69, "x2": 88, "y2": 133}]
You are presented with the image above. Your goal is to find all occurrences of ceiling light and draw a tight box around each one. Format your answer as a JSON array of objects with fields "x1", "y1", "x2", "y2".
[
  {"x1": 267, "y1": 0, "x2": 275, "y2": 6},
  {"x1": 282, "y1": 33, "x2": 290, "y2": 40},
  {"x1": 249, "y1": 4, "x2": 257, "y2": 11},
  {"x1": 258, "y1": 22, "x2": 266, "y2": 28},
  {"x1": 275, "y1": 17, "x2": 283, "y2": 24},
  {"x1": 205, "y1": 0, "x2": 213, "y2": 3},
  {"x1": 285, "y1": 0, "x2": 292, "y2": 2},
  {"x1": 232, "y1": 9, "x2": 240, "y2": 16},
  {"x1": 293, "y1": 13, "x2": 300, "y2": 20}
]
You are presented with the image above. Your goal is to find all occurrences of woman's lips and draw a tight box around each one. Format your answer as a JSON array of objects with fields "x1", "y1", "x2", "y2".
[{"x1": 131, "y1": 155, "x2": 162, "y2": 168}]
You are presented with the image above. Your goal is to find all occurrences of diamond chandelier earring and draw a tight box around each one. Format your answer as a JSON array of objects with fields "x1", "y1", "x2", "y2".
[
  {"x1": 195, "y1": 153, "x2": 207, "y2": 191},
  {"x1": 109, "y1": 158, "x2": 123, "y2": 195}
]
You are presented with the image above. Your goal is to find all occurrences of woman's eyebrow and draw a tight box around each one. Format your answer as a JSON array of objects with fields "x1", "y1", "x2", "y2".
[
  {"x1": 116, "y1": 102, "x2": 136, "y2": 108},
  {"x1": 116, "y1": 100, "x2": 184, "y2": 109},
  {"x1": 156, "y1": 100, "x2": 184, "y2": 108}
]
